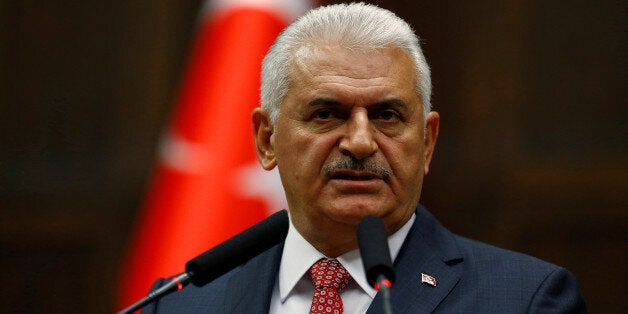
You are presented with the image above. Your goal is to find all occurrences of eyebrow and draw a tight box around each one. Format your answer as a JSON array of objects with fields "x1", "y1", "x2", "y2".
[
  {"x1": 306, "y1": 98, "x2": 340, "y2": 108},
  {"x1": 306, "y1": 98, "x2": 408, "y2": 110},
  {"x1": 372, "y1": 99, "x2": 407, "y2": 111}
]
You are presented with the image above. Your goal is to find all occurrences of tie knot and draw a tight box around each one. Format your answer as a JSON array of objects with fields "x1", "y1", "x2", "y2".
[{"x1": 309, "y1": 258, "x2": 352, "y2": 292}]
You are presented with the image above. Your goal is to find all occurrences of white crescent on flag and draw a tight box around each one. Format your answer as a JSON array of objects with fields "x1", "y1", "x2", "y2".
[{"x1": 235, "y1": 162, "x2": 288, "y2": 212}]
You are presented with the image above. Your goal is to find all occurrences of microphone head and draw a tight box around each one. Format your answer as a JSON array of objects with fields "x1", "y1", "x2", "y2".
[
  {"x1": 357, "y1": 215, "x2": 396, "y2": 287},
  {"x1": 186, "y1": 209, "x2": 289, "y2": 286}
]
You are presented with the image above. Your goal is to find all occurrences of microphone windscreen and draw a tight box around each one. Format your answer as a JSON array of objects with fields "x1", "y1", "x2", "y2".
[
  {"x1": 186, "y1": 209, "x2": 289, "y2": 286},
  {"x1": 357, "y1": 215, "x2": 396, "y2": 287}
]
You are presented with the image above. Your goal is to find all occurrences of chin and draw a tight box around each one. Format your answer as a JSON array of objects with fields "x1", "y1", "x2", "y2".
[{"x1": 326, "y1": 203, "x2": 388, "y2": 225}]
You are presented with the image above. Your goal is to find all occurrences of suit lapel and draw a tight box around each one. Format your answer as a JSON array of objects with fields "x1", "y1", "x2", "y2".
[
  {"x1": 223, "y1": 242, "x2": 284, "y2": 312},
  {"x1": 217, "y1": 205, "x2": 461, "y2": 313},
  {"x1": 368, "y1": 205, "x2": 463, "y2": 313}
]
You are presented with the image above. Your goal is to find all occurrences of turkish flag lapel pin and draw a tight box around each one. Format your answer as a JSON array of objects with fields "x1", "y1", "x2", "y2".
[{"x1": 420, "y1": 273, "x2": 437, "y2": 287}]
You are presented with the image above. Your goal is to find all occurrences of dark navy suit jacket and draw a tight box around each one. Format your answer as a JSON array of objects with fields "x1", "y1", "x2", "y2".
[{"x1": 142, "y1": 205, "x2": 586, "y2": 313}]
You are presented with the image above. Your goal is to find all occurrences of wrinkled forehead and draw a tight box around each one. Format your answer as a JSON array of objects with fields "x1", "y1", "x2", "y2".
[
  {"x1": 278, "y1": 45, "x2": 423, "y2": 119},
  {"x1": 286, "y1": 45, "x2": 418, "y2": 94}
]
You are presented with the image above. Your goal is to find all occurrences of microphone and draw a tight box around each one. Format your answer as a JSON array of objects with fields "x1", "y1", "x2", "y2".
[
  {"x1": 118, "y1": 209, "x2": 289, "y2": 314},
  {"x1": 186, "y1": 209, "x2": 289, "y2": 286},
  {"x1": 357, "y1": 215, "x2": 395, "y2": 314}
]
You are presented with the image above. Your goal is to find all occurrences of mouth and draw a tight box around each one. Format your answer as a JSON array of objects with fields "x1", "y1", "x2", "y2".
[{"x1": 330, "y1": 170, "x2": 383, "y2": 181}]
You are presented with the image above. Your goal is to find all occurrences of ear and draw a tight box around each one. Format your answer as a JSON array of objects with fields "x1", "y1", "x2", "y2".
[
  {"x1": 423, "y1": 111, "x2": 440, "y2": 175},
  {"x1": 252, "y1": 107, "x2": 277, "y2": 170}
]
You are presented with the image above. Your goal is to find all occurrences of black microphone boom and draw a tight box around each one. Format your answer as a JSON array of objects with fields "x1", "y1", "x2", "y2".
[
  {"x1": 357, "y1": 215, "x2": 396, "y2": 287},
  {"x1": 186, "y1": 209, "x2": 289, "y2": 286},
  {"x1": 357, "y1": 215, "x2": 396, "y2": 314},
  {"x1": 118, "y1": 209, "x2": 289, "y2": 314}
]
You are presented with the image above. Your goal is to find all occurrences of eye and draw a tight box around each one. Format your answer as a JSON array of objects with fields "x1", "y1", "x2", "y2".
[
  {"x1": 373, "y1": 109, "x2": 400, "y2": 122},
  {"x1": 380, "y1": 110, "x2": 396, "y2": 120},
  {"x1": 313, "y1": 109, "x2": 333, "y2": 120},
  {"x1": 311, "y1": 108, "x2": 345, "y2": 122}
]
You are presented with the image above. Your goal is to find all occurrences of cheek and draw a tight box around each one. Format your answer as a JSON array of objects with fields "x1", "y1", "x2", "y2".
[
  {"x1": 276, "y1": 130, "x2": 336, "y2": 176},
  {"x1": 386, "y1": 136, "x2": 425, "y2": 180}
]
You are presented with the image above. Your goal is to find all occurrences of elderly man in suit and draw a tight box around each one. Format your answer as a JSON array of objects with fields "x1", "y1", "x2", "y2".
[{"x1": 143, "y1": 3, "x2": 585, "y2": 313}]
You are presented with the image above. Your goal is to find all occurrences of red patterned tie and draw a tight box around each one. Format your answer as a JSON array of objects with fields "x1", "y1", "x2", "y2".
[{"x1": 308, "y1": 258, "x2": 352, "y2": 314}]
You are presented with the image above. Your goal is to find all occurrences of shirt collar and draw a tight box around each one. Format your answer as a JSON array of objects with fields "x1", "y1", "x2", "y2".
[{"x1": 278, "y1": 212, "x2": 416, "y2": 301}]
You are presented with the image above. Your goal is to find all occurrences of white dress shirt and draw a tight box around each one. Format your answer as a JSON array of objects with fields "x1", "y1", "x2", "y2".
[{"x1": 269, "y1": 213, "x2": 415, "y2": 314}]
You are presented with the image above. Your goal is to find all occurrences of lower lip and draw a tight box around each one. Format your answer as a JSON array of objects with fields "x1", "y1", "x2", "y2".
[{"x1": 329, "y1": 178, "x2": 385, "y2": 191}]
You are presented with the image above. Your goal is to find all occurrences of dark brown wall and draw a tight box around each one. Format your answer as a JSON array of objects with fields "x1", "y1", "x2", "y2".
[{"x1": 1, "y1": 0, "x2": 625, "y2": 312}]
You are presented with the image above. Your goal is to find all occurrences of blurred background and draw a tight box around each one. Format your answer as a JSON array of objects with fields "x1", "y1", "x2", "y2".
[{"x1": 1, "y1": 0, "x2": 626, "y2": 313}]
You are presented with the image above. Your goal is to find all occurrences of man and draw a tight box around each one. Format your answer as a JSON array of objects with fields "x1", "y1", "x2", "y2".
[{"x1": 143, "y1": 3, "x2": 585, "y2": 313}]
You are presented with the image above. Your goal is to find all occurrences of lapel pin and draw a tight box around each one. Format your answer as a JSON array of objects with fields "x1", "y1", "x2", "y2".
[{"x1": 421, "y1": 273, "x2": 437, "y2": 287}]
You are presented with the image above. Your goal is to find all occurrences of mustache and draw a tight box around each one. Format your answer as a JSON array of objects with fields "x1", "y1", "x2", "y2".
[{"x1": 322, "y1": 157, "x2": 392, "y2": 180}]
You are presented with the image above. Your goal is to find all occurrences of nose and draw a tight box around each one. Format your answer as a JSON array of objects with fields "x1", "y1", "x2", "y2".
[{"x1": 338, "y1": 109, "x2": 378, "y2": 159}]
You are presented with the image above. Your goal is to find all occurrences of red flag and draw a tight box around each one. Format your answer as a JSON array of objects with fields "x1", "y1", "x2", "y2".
[{"x1": 117, "y1": 0, "x2": 315, "y2": 308}]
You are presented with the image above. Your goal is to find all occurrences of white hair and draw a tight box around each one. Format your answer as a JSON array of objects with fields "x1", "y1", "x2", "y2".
[{"x1": 261, "y1": 2, "x2": 432, "y2": 124}]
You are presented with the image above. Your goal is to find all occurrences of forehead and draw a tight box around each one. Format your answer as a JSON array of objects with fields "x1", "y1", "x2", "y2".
[
  {"x1": 293, "y1": 45, "x2": 415, "y2": 80},
  {"x1": 285, "y1": 45, "x2": 419, "y2": 105}
]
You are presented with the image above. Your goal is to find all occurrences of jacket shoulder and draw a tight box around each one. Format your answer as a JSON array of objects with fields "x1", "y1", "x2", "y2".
[{"x1": 445, "y1": 235, "x2": 586, "y2": 313}]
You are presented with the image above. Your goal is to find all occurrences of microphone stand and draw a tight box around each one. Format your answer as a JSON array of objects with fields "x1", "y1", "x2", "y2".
[
  {"x1": 375, "y1": 275, "x2": 393, "y2": 314},
  {"x1": 118, "y1": 272, "x2": 191, "y2": 314},
  {"x1": 357, "y1": 215, "x2": 396, "y2": 314},
  {"x1": 117, "y1": 210, "x2": 289, "y2": 313}
]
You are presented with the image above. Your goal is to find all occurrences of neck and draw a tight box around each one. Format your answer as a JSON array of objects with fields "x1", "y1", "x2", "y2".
[{"x1": 292, "y1": 217, "x2": 359, "y2": 258}]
